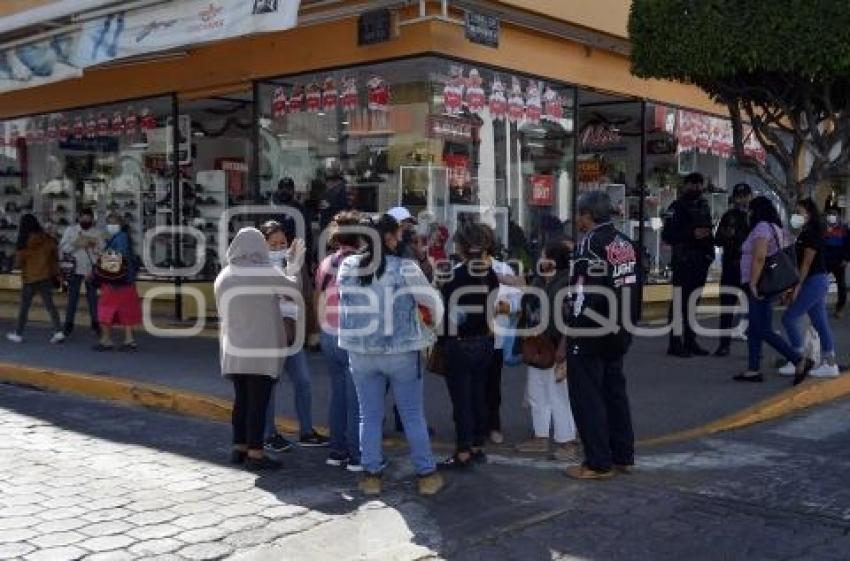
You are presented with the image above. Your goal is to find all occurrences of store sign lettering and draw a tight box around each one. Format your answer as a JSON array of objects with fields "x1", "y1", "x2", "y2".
[
  {"x1": 529, "y1": 174, "x2": 554, "y2": 206},
  {"x1": 580, "y1": 124, "x2": 622, "y2": 150}
]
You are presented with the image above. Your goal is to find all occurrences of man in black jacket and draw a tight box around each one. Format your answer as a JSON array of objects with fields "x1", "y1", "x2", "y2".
[
  {"x1": 662, "y1": 173, "x2": 714, "y2": 357},
  {"x1": 564, "y1": 190, "x2": 637, "y2": 480},
  {"x1": 713, "y1": 183, "x2": 752, "y2": 356}
]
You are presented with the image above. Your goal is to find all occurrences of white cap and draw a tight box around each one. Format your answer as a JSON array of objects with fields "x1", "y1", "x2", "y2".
[{"x1": 387, "y1": 206, "x2": 416, "y2": 223}]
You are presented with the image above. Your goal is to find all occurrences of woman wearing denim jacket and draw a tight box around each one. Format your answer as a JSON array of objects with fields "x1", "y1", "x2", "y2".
[{"x1": 338, "y1": 214, "x2": 445, "y2": 496}]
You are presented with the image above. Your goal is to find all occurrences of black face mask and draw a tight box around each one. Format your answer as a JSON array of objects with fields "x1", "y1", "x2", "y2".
[
  {"x1": 683, "y1": 189, "x2": 702, "y2": 200},
  {"x1": 80, "y1": 221, "x2": 92, "y2": 230}
]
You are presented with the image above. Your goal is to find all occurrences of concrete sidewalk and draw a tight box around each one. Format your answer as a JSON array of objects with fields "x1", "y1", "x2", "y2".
[{"x1": 3, "y1": 313, "x2": 850, "y2": 443}]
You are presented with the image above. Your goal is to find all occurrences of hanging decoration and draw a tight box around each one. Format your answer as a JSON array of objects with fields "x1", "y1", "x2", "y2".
[
  {"x1": 465, "y1": 68, "x2": 486, "y2": 114},
  {"x1": 9, "y1": 124, "x2": 19, "y2": 145},
  {"x1": 46, "y1": 119, "x2": 57, "y2": 142},
  {"x1": 58, "y1": 118, "x2": 69, "y2": 141},
  {"x1": 507, "y1": 77, "x2": 525, "y2": 123},
  {"x1": 96, "y1": 113, "x2": 110, "y2": 137},
  {"x1": 125, "y1": 107, "x2": 138, "y2": 136},
  {"x1": 489, "y1": 76, "x2": 507, "y2": 121},
  {"x1": 289, "y1": 85, "x2": 304, "y2": 113},
  {"x1": 542, "y1": 85, "x2": 563, "y2": 122},
  {"x1": 367, "y1": 75, "x2": 391, "y2": 129},
  {"x1": 111, "y1": 111, "x2": 124, "y2": 136},
  {"x1": 443, "y1": 65, "x2": 464, "y2": 116},
  {"x1": 341, "y1": 76, "x2": 358, "y2": 114},
  {"x1": 271, "y1": 86, "x2": 287, "y2": 119},
  {"x1": 322, "y1": 77, "x2": 338, "y2": 113},
  {"x1": 139, "y1": 107, "x2": 157, "y2": 131},
  {"x1": 85, "y1": 113, "x2": 97, "y2": 139},
  {"x1": 305, "y1": 82, "x2": 322, "y2": 113},
  {"x1": 526, "y1": 81, "x2": 542, "y2": 125}
]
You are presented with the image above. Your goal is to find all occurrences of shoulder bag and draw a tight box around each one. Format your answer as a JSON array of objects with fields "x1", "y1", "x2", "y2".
[{"x1": 757, "y1": 225, "x2": 799, "y2": 297}]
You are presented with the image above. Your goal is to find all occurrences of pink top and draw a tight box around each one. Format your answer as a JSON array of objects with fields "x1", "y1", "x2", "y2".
[
  {"x1": 315, "y1": 246, "x2": 357, "y2": 334},
  {"x1": 741, "y1": 221, "x2": 785, "y2": 282}
]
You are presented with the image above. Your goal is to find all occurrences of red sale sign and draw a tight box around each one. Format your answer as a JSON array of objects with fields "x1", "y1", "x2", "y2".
[{"x1": 529, "y1": 174, "x2": 554, "y2": 206}]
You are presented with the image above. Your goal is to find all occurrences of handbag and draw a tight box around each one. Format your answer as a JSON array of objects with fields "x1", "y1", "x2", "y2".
[
  {"x1": 521, "y1": 334, "x2": 556, "y2": 369},
  {"x1": 426, "y1": 339, "x2": 448, "y2": 376},
  {"x1": 757, "y1": 226, "x2": 799, "y2": 296},
  {"x1": 95, "y1": 249, "x2": 127, "y2": 282}
]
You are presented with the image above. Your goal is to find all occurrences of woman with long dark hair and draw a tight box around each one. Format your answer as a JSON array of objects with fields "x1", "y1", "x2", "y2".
[
  {"x1": 7, "y1": 213, "x2": 64, "y2": 344},
  {"x1": 737, "y1": 196, "x2": 810, "y2": 383},
  {"x1": 780, "y1": 198, "x2": 839, "y2": 381},
  {"x1": 337, "y1": 214, "x2": 444, "y2": 496}
]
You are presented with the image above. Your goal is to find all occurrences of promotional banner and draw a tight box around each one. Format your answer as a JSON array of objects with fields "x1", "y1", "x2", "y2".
[
  {"x1": 75, "y1": 0, "x2": 301, "y2": 67},
  {"x1": 0, "y1": 31, "x2": 83, "y2": 94}
]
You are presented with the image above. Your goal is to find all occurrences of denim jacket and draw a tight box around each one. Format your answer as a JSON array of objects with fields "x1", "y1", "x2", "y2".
[{"x1": 338, "y1": 254, "x2": 443, "y2": 354}]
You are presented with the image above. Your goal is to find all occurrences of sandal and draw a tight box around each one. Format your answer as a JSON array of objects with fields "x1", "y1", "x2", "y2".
[
  {"x1": 437, "y1": 453, "x2": 474, "y2": 471},
  {"x1": 92, "y1": 343, "x2": 114, "y2": 352},
  {"x1": 733, "y1": 372, "x2": 764, "y2": 383}
]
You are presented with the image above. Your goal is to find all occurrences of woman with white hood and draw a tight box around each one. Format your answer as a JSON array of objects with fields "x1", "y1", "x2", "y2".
[{"x1": 215, "y1": 227, "x2": 304, "y2": 470}]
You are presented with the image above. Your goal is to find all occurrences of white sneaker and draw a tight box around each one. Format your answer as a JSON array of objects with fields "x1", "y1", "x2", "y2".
[
  {"x1": 50, "y1": 332, "x2": 65, "y2": 344},
  {"x1": 809, "y1": 362, "x2": 840, "y2": 378},
  {"x1": 778, "y1": 361, "x2": 796, "y2": 376},
  {"x1": 6, "y1": 332, "x2": 22, "y2": 343}
]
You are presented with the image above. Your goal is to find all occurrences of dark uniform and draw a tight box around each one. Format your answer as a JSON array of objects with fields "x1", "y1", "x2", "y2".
[
  {"x1": 662, "y1": 194, "x2": 715, "y2": 353},
  {"x1": 714, "y1": 206, "x2": 749, "y2": 351},
  {"x1": 566, "y1": 222, "x2": 637, "y2": 472}
]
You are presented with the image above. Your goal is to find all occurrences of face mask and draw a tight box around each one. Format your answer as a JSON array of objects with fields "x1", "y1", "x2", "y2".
[
  {"x1": 827, "y1": 215, "x2": 839, "y2": 225},
  {"x1": 268, "y1": 249, "x2": 286, "y2": 265},
  {"x1": 106, "y1": 224, "x2": 120, "y2": 235},
  {"x1": 80, "y1": 221, "x2": 92, "y2": 230},
  {"x1": 790, "y1": 214, "x2": 806, "y2": 229}
]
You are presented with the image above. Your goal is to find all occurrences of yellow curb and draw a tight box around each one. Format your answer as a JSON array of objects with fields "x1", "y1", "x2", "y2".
[{"x1": 639, "y1": 372, "x2": 850, "y2": 446}]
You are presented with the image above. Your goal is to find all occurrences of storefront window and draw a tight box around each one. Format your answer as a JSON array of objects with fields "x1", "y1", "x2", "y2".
[
  {"x1": 257, "y1": 57, "x2": 575, "y2": 269},
  {"x1": 0, "y1": 96, "x2": 175, "y2": 275}
]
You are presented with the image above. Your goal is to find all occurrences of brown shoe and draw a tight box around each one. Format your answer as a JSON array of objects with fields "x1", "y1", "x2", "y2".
[
  {"x1": 551, "y1": 441, "x2": 581, "y2": 462},
  {"x1": 417, "y1": 472, "x2": 445, "y2": 496},
  {"x1": 515, "y1": 437, "x2": 549, "y2": 453},
  {"x1": 614, "y1": 464, "x2": 634, "y2": 474},
  {"x1": 565, "y1": 465, "x2": 614, "y2": 480},
  {"x1": 358, "y1": 474, "x2": 382, "y2": 496}
]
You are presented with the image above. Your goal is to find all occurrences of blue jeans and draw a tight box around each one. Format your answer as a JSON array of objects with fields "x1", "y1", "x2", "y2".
[
  {"x1": 349, "y1": 351, "x2": 436, "y2": 476},
  {"x1": 782, "y1": 273, "x2": 835, "y2": 358},
  {"x1": 747, "y1": 292, "x2": 801, "y2": 371},
  {"x1": 264, "y1": 349, "x2": 314, "y2": 440},
  {"x1": 321, "y1": 332, "x2": 360, "y2": 462},
  {"x1": 64, "y1": 274, "x2": 99, "y2": 333}
]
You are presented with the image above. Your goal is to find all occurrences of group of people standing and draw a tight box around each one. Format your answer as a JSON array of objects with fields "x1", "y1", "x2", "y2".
[
  {"x1": 216, "y1": 188, "x2": 639, "y2": 494},
  {"x1": 664, "y1": 173, "x2": 844, "y2": 384},
  {"x1": 6, "y1": 209, "x2": 142, "y2": 350}
]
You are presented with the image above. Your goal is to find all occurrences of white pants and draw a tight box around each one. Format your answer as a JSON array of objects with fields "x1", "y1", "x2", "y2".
[{"x1": 527, "y1": 366, "x2": 577, "y2": 443}]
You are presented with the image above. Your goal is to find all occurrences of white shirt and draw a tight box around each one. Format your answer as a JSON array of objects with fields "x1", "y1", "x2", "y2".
[{"x1": 492, "y1": 259, "x2": 522, "y2": 350}]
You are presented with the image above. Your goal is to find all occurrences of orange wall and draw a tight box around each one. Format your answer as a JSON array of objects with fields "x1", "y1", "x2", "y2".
[
  {"x1": 0, "y1": 15, "x2": 721, "y2": 120},
  {"x1": 0, "y1": 0, "x2": 57, "y2": 18},
  {"x1": 495, "y1": 0, "x2": 630, "y2": 38}
]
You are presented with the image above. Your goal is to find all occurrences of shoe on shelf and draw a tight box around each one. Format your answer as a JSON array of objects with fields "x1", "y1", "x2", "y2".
[
  {"x1": 417, "y1": 472, "x2": 445, "y2": 496},
  {"x1": 489, "y1": 430, "x2": 504, "y2": 445},
  {"x1": 359, "y1": 473, "x2": 382, "y2": 496},
  {"x1": 6, "y1": 332, "x2": 22, "y2": 343},
  {"x1": 245, "y1": 455, "x2": 283, "y2": 471},
  {"x1": 809, "y1": 362, "x2": 840, "y2": 378},
  {"x1": 565, "y1": 465, "x2": 614, "y2": 480},
  {"x1": 325, "y1": 451, "x2": 349, "y2": 467},
  {"x1": 515, "y1": 437, "x2": 549, "y2": 454},
  {"x1": 50, "y1": 331, "x2": 65, "y2": 344},
  {"x1": 345, "y1": 460, "x2": 364, "y2": 473},
  {"x1": 264, "y1": 434, "x2": 294, "y2": 453},
  {"x1": 299, "y1": 431, "x2": 329, "y2": 447},
  {"x1": 778, "y1": 361, "x2": 796, "y2": 376}
]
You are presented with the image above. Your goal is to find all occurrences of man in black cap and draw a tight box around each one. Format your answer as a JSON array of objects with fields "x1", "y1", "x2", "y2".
[
  {"x1": 713, "y1": 183, "x2": 752, "y2": 356},
  {"x1": 662, "y1": 172, "x2": 715, "y2": 357}
]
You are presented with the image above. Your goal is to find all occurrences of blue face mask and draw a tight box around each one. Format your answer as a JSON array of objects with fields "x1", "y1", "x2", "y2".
[{"x1": 106, "y1": 224, "x2": 120, "y2": 235}]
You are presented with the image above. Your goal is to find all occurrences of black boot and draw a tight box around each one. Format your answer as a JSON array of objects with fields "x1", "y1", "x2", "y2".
[{"x1": 667, "y1": 337, "x2": 691, "y2": 358}]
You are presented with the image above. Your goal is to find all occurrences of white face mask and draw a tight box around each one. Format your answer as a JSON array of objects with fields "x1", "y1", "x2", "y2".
[
  {"x1": 268, "y1": 249, "x2": 286, "y2": 265},
  {"x1": 106, "y1": 224, "x2": 121, "y2": 235},
  {"x1": 827, "y1": 215, "x2": 839, "y2": 225},
  {"x1": 790, "y1": 214, "x2": 806, "y2": 229}
]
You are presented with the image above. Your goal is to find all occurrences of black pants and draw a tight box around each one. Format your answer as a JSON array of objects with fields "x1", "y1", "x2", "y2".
[
  {"x1": 669, "y1": 263, "x2": 710, "y2": 349},
  {"x1": 444, "y1": 337, "x2": 494, "y2": 452},
  {"x1": 718, "y1": 266, "x2": 743, "y2": 349},
  {"x1": 828, "y1": 262, "x2": 847, "y2": 312},
  {"x1": 231, "y1": 374, "x2": 274, "y2": 450},
  {"x1": 486, "y1": 351, "x2": 503, "y2": 432},
  {"x1": 17, "y1": 280, "x2": 61, "y2": 335},
  {"x1": 64, "y1": 274, "x2": 99, "y2": 334},
  {"x1": 567, "y1": 353, "x2": 634, "y2": 472}
]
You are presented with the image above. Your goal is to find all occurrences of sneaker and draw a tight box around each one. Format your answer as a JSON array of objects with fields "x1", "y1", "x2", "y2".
[
  {"x1": 778, "y1": 361, "x2": 796, "y2": 376},
  {"x1": 264, "y1": 434, "x2": 294, "y2": 453},
  {"x1": 809, "y1": 362, "x2": 840, "y2": 378},
  {"x1": 358, "y1": 473, "x2": 382, "y2": 496},
  {"x1": 565, "y1": 465, "x2": 614, "y2": 480},
  {"x1": 326, "y1": 451, "x2": 349, "y2": 467},
  {"x1": 345, "y1": 460, "x2": 364, "y2": 473},
  {"x1": 515, "y1": 437, "x2": 549, "y2": 454},
  {"x1": 50, "y1": 331, "x2": 65, "y2": 344},
  {"x1": 299, "y1": 431, "x2": 329, "y2": 447},
  {"x1": 417, "y1": 472, "x2": 445, "y2": 496},
  {"x1": 6, "y1": 332, "x2": 22, "y2": 343}
]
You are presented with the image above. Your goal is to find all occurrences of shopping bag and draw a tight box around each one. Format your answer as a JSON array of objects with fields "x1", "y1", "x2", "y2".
[{"x1": 803, "y1": 326, "x2": 821, "y2": 365}]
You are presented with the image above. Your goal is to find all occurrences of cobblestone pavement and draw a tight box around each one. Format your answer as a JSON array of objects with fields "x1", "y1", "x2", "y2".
[{"x1": 1, "y1": 384, "x2": 850, "y2": 560}]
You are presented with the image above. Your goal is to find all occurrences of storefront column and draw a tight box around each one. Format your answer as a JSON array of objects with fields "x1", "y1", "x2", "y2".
[
  {"x1": 170, "y1": 94, "x2": 183, "y2": 321},
  {"x1": 637, "y1": 100, "x2": 647, "y2": 320},
  {"x1": 570, "y1": 88, "x2": 579, "y2": 240}
]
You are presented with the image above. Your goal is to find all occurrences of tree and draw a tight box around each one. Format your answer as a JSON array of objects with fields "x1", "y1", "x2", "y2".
[{"x1": 629, "y1": 0, "x2": 850, "y2": 203}]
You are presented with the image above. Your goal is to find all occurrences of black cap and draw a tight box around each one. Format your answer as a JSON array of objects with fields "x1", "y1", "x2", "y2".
[{"x1": 732, "y1": 182, "x2": 752, "y2": 197}]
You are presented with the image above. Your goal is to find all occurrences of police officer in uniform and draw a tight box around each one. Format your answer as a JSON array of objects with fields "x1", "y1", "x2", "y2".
[
  {"x1": 713, "y1": 183, "x2": 752, "y2": 356},
  {"x1": 662, "y1": 173, "x2": 714, "y2": 357},
  {"x1": 564, "y1": 191, "x2": 637, "y2": 480}
]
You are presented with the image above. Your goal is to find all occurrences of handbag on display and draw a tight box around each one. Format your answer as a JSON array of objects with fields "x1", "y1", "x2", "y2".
[{"x1": 757, "y1": 226, "x2": 799, "y2": 297}]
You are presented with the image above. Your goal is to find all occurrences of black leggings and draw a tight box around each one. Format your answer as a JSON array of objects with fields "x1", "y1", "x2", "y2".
[{"x1": 231, "y1": 375, "x2": 274, "y2": 450}]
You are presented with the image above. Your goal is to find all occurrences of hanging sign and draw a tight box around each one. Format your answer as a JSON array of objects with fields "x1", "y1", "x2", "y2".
[
  {"x1": 358, "y1": 8, "x2": 392, "y2": 46},
  {"x1": 465, "y1": 11, "x2": 499, "y2": 48},
  {"x1": 529, "y1": 174, "x2": 554, "y2": 206},
  {"x1": 0, "y1": 31, "x2": 83, "y2": 94}
]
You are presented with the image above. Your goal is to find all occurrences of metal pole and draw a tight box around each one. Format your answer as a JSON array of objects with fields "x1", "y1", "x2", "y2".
[
  {"x1": 571, "y1": 87, "x2": 579, "y2": 241},
  {"x1": 252, "y1": 81, "x2": 261, "y2": 203},
  {"x1": 171, "y1": 93, "x2": 183, "y2": 322},
  {"x1": 637, "y1": 100, "x2": 647, "y2": 322}
]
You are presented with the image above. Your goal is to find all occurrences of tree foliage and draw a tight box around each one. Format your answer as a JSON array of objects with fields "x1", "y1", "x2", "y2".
[{"x1": 629, "y1": 0, "x2": 850, "y2": 202}]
